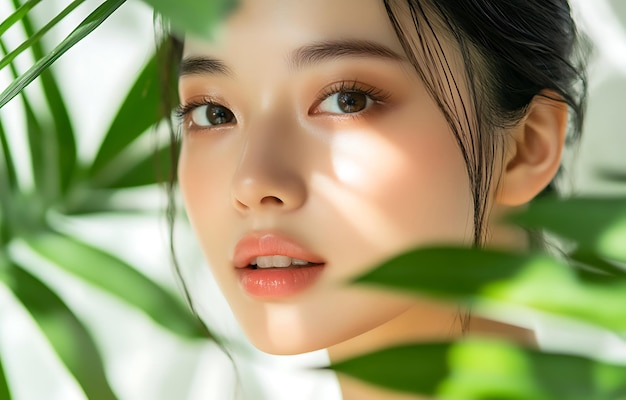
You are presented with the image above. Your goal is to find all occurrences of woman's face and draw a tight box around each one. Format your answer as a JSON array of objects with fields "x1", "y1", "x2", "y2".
[{"x1": 178, "y1": 0, "x2": 477, "y2": 355}]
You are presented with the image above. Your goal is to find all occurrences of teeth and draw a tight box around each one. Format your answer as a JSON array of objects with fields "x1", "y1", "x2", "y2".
[{"x1": 253, "y1": 256, "x2": 311, "y2": 268}]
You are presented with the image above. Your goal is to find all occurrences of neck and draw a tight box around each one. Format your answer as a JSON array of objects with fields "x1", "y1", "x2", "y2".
[
  {"x1": 328, "y1": 299, "x2": 536, "y2": 361},
  {"x1": 328, "y1": 299, "x2": 536, "y2": 400},
  {"x1": 327, "y1": 299, "x2": 466, "y2": 362}
]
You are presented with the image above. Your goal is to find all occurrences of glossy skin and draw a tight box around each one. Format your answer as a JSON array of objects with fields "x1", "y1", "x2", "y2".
[{"x1": 177, "y1": 0, "x2": 564, "y2": 365}]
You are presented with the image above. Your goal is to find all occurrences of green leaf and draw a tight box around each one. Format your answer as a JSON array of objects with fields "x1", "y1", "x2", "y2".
[
  {"x1": 331, "y1": 342, "x2": 450, "y2": 396},
  {"x1": 11, "y1": 0, "x2": 78, "y2": 195},
  {"x1": 0, "y1": 350, "x2": 10, "y2": 400},
  {"x1": 0, "y1": 0, "x2": 86, "y2": 71},
  {"x1": 8, "y1": 263, "x2": 117, "y2": 400},
  {"x1": 330, "y1": 340, "x2": 626, "y2": 400},
  {"x1": 509, "y1": 197, "x2": 626, "y2": 263},
  {"x1": 25, "y1": 232, "x2": 208, "y2": 339},
  {"x1": 0, "y1": 0, "x2": 41, "y2": 37},
  {"x1": 141, "y1": 0, "x2": 238, "y2": 38},
  {"x1": 355, "y1": 247, "x2": 528, "y2": 296},
  {"x1": 90, "y1": 54, "x2": 162, "y2": 178},
  {"x1": 354, "y1": 247, "x2": 626, "y2": 332},
  {"x1": 0, "y1": 0, "x2": 126, "y2": 109}
]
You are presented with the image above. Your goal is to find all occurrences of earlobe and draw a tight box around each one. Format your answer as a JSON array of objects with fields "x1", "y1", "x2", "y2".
[{"x1": 496, "y1": 92, "x2": 569, "y2": 206}]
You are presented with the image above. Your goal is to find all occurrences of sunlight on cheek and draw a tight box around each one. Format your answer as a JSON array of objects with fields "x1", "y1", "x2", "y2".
[
  {"x1": 329, "y1": 131, "x2": 405, "y2": 188},
  {"x1": 320, "y1": 126, "x2": 474, "y2": 256}
]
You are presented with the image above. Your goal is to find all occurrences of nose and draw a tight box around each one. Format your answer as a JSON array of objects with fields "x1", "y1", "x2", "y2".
[{"x1": 231, "y1": 117, "x2": 307, "y2": 214}]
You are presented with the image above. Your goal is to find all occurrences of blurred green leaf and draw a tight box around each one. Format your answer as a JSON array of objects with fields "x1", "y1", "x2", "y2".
[
  {"x1": 0, "y1": 107, "x2": 16, "y2": 245},
  {"x1": 0, "y1": 353, "x2": 10, "y2": 400},
  {"x1": 25, "y1": 232, "x2": 208, "y2": 339},
  {"x1": 100, "y1": 143, "x2": 173, "y2": 189},
  {"x1": 0, "y1": 0, "x2": 40, "y2": 37},
  {"x1": 354, "y1": 247, "x2": 626, "y2": 332},
  {"x1": 331, "y1": 342, "x2": 449, "y2": 396},
  {"x1": 9, "y1": 262, "x2": 117, "y2": 400},
  {"x1": 0, "y1": 118, "x2": 17, "y2": 190},
  {"x1": 0, "y1": 0, "x2": 86, "y2": 71},
  {"x1": 90, "y1": 54, "x2": 161, "y2": 178},
  {"x1": 510, "y1": 197, "x2": 626, "y2": 263},
  {"x1": 0, "y1": 38, "x2": 58, "y2": 202},
  {"x1": 24, "y1": 90, "x2": 59, "y2": 202},
  {"x1": 443, "y1": 339, "x2": 626, "y2": 400},
  {"x1": 0, "y1": 0, "x2": 126, "y2": 109},
  {"x1": 330, "y1": 339, "x2": 626, "y2": 400},
  {"x1": 0, "y1": 255, "x2": 9, "y2": 286},
  {"x1": 571, "y1": 250, "x2": 626, "y2": 279},
  {"x1": 598, "y1": 168, "x2": 626, "y2": 184},
  {"x1": 141, "y1": 0, "x2": 238, "y2": 38},
  {"x1": 63, "y1": 189, "x2": 161, "y2": 215},
  {"x1": 11, "y1": 0, "x2": 77, "y2": 195},
  {"x1": 0, "y1": 318, "x2": 9, "y2": 400}
]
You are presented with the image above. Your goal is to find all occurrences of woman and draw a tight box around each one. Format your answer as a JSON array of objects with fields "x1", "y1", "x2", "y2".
[{"x1": 170, "y1": 0, "x2": 586, "y2": 398}]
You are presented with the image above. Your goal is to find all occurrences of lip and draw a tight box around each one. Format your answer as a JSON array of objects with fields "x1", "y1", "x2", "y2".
[
  {"x1": 233, "y1": 232, "x2": 325, "y2": 268},
  {"x1": 233, "y1": 232, "x2": 326, "y2": 298}
]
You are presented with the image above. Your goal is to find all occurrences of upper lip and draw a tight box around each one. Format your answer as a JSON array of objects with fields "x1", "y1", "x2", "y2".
[{"x1": 233, "y1": 232, "x2": 326, "y2": 268}]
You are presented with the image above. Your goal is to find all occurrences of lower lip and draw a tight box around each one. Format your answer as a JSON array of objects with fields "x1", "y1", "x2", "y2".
[{"x1": 237, "y1": 265, "x2": 324, "y2": 298}]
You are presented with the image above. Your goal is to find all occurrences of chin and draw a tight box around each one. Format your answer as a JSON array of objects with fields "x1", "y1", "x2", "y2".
[
  {"x1": 247, "y1": 333, "x2": 328, "y2": 356},
  {"x1": 241, "y1": 319, "x2": 342, "y2": 356}
]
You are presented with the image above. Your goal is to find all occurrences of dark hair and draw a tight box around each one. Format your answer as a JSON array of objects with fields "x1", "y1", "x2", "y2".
[{"x1": 382, "y1": 0, "x2": 588, "y2": 245}]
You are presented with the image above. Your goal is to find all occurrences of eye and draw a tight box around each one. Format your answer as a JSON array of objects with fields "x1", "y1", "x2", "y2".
[
  {"x1": 312, "y1": 81, "x2": 389, "y2": 116},
  {"x1": 318, "y1": 91, "x2": 373, "y2": 114},
  {"x1": 190, "y1": 103, "x2": 236, "y2": 127}
]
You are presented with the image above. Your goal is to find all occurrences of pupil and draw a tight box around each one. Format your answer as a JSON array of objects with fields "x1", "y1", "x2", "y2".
[
  {"x1": 208, "y1": 105, "x2": 234, "y2": 125},
  {"x1": 338, "y1": 91, "x2": 367, "y2": 113}
]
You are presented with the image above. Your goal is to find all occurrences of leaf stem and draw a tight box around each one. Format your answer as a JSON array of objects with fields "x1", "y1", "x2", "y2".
[
  {"x1": 0, "y1": 0, "x2": 126, "y2": 109},
  {"x1": 0, "y1": 0, "x2": 86, "y2": 71},
  {"x1": 0, "y1": 0, "x2": 41, "y2": 37}
]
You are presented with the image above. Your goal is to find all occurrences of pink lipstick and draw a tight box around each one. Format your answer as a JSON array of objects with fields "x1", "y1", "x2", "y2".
[{"x1": 233, "y1": 232, "x2": 325, "y2": 298}]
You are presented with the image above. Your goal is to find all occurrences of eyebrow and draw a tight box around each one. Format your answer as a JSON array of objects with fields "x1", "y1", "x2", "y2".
[
  {"x1": 179, "y1": 57, "x2": 232, "y2": 77},
  {"x1": 289, "y1": 39, "x2": 406, "y2": 69},
  {"x1": 179, "y1": 39, "x2": 406, "y2": 77}
]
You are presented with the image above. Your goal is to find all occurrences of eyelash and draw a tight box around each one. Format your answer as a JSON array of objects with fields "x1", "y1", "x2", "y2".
[
  {"x1": 314, "y1": 80, "x2": 390, "y2": 110},
  {"x1": 175, "y1": 96, "x2": 220, "y2": 121}
]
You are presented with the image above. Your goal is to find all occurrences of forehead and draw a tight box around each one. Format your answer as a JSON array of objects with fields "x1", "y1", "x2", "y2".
[{"x1": 182, "y1": 0, "x2": 405, "y2": 62}]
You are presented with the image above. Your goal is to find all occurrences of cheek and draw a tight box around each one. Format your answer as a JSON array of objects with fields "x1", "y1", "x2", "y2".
[
  {"x1": 178, "y1": 139, "x2": 236, "y2": 265},
  {"x1": 179, "y1": 142, "x2": 219, "y2": 219},
  {"x1": 322, "y1": 107, "x2": 474, "y2": 260},
  {"x1": 391, "y1": 127, "x2": 472, "y2": 242}
]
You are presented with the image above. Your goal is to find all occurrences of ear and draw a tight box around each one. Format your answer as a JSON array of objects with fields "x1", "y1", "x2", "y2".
[{"x1": 496, "y1": 92, "x2": 568, "y2": 206}]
